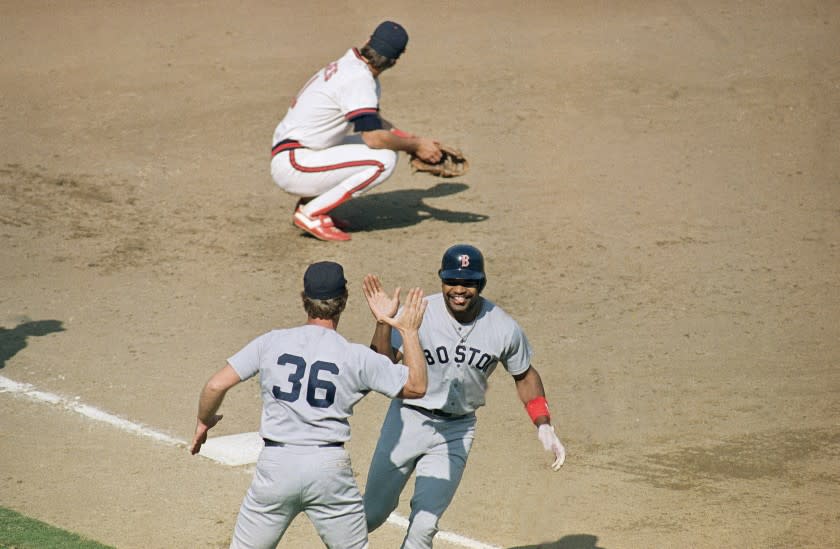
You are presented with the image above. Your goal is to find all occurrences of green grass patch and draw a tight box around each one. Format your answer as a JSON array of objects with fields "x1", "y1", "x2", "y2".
[{"x1": 0, "y1": 507, "x2": 114, "y2": 549}]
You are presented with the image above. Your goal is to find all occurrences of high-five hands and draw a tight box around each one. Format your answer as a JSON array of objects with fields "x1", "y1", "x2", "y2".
[
  {"x1": 363, "y1": 274, "x2": 426, "y2": 333},
  {"x1": 363, "y1": 274, "x2": 401, "y2": 323},
  {"x1": 537, "y1": 424, "x2": 566, "y2": 472},
  {"x1": 388, "y1": 287, "x2": 427, "y2": 333}
]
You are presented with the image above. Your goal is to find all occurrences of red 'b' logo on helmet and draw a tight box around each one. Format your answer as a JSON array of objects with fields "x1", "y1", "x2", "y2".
[{"x1": 459, "y1": 254, "x2": 470, "y2": 268}]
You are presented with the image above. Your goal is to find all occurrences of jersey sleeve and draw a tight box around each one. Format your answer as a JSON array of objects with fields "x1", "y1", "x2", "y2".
[
  {"x1": 501, "y1": 320, "x2": 533, "y2": 376},
  {"x1": 340, "y1": 71, "x2": 379, "y2": 122},
  {"x1": 227, "y1": 333, "x2": 265, "y2": 381},
  {"x1": 351, "y1": 112, "x2": 384, "y2": 132},
  {"x1": 357, "y1": 344, "x2": 409, "y2": 398}
]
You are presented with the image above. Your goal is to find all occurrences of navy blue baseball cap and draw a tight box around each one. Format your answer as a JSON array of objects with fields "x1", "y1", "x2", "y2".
[
  {"x1": 369, "y1": 21, "x2": 408, "y2": 59},
  {"x1": 303, "y1": 261, "x2": 347, "y2": 299}
]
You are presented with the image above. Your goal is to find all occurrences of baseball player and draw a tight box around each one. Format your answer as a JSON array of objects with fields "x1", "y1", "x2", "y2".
[
  {"x1": 362, "y1": 244, "x2": 566, "y2": 548},
  {"x1": 189, "y1": 261, "x2": 428, "y2": 549},
  {"x1": 270, "y1": 21, "x2": 444, "y2": 242}
]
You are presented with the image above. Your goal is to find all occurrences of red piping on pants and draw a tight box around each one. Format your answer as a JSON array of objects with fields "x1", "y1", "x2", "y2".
[{"x1": 288, "y1": 149, "x2": 385, "y2": 216}]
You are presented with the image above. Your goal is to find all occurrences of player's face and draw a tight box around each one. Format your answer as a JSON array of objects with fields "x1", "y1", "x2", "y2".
[{"x1": 441, "y1": 279, "x2": 481, "y2": 319}]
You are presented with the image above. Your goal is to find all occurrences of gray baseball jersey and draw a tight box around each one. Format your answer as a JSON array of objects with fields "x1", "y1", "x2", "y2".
[
  {"x1": 364, "y1": 293, "x2": 533, "y2": 547},
  {"x1": 228, "y1": 323, "x2": 409, "y2": 548},
  {"x1": 390, "y1": 293, "x2": 532, "y2": 415},
  {"x1": 228, "y1": 324, "x2": 408, "y2": 444}
]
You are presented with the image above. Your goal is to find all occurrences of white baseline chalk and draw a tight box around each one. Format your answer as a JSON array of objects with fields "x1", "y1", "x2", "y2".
[
  {"x1": 385, "y1": 513, "x2": 502, "y2": 549},
  {"x1": 0, "y1": 374, "x2": 182, "y2": 446},
  {"x1": 0, "y1": 374, "x2": 502, "y2": 549}
]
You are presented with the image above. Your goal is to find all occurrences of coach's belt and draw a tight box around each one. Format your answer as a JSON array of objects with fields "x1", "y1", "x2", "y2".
[
  {"x1": 263, "y1": 438, "x2": 344, "y2": 448},
  {"x1": 402, "y1": 403, "x2": 461, "y2": 419},
  {"x1": 271, "y1": 139, "x2": 304, "y2": 157}
]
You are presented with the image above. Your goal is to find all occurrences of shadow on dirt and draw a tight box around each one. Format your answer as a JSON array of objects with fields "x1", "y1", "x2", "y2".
[
  {"x1": 331, "y1": 181, "x2": 488, "y2": 232},
  {"x1": 0, "y1": 319, "x2": 65, "y2": 368},
  {"x1": 508, "y1": 533, "x2": 606, "y2": 549}
]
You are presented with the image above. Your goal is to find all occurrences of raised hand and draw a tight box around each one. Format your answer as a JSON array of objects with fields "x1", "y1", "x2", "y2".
[
  {"x1": 363, "y1": 274, "x2": 401, "y2": 322},
  {"x1": 384, "y1": 287, "x2": 427, "y2": 333}
]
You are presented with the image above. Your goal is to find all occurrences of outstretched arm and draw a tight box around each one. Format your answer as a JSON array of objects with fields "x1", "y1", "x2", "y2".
[
  {"x1": 380, "y1": 287, "x2": 428, "y2": 399},
  {"x1": 189, "y1": 363, "x2": 241, "y2": 455},
  {"x1": 514, "y1": 366, "x2": 550, "y2": 425},
  {"x1": 514, "y1": 366, "x2": 566, "y2": 471},
  {"x1": 361, "y1": 129, "x2": 442, "y2": 163},
  {"x1": 364, "y1": 274, "x2": 402, "y2": 362}
]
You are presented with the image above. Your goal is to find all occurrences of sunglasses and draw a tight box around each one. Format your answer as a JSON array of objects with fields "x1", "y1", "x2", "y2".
[{"x1": 441, "y1": 279, "x2": 482, "y2": 288}]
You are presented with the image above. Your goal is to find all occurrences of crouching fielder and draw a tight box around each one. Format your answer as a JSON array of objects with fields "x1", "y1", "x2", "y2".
[{"x1": 270, "y1": 21, "x2": 442, "y2": 242}]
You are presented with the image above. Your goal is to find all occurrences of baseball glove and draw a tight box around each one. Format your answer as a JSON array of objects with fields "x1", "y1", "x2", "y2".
[{"x1": 410, "y1": 145, "x2": 469, "y2": 178}]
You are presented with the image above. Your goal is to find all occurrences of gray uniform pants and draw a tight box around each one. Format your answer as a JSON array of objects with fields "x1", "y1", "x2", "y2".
[
  {"x1": 364, "y1": 400, "x2": 476, "y2": 549},
  {"x1": 231, "y1": 444, "x2": 368, "y2": 549}
]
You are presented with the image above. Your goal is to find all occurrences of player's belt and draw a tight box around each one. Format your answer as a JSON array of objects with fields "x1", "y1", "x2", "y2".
[
  {"x1": 263, "y1": 438, "x2": 344, "y2": 448},
  {"x1": 271, "y1": 139, "x2": 304, "y2": 157},
  {"x1": 402, "y1": 403, "x2": 465, "y2": 419}
]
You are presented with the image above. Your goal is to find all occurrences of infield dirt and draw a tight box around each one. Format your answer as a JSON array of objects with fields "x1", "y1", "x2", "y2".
[{"x1": 2, "y1": 2, "x2": 839, "y2": 548}]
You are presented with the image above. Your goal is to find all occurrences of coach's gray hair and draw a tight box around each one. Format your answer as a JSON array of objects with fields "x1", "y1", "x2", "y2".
[
  {"x1": 302, "y1": 291, "x2": 348, "y2": 321},
  {"x1": 360, "y1": 44, "x2": 397, "y2": 72}
]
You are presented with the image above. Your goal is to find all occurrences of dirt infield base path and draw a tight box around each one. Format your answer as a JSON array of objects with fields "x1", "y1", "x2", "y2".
[{"x1": 2, "y1": 2, "x2": 839, "y2": 548}]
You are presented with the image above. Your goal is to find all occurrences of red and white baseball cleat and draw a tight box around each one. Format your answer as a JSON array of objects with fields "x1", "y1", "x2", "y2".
[{"x1": 293, "y1": 207, "x2": 351, "y2": 241}]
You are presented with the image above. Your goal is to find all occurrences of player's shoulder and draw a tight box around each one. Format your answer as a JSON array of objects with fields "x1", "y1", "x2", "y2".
[
  {"x1": 337, "y1": 49, "x2": 374, "y2": 78},
  {"x1": 263, "y1": 325, "x2": 346, "y2": 342},
  {"x1": 263, "y1": 325, "x2": 304, "y2": 337},
  {"x1": 479, "y1": 297, "x2": 524, "y2": 329},
  {"x1": 347, "y1": 339, "x2": 378, "y2": 354},
  {"x1": 478, "y1": 296, "x2": 505, "y2": 316},
  {"x1": 243, "y1": 327, "x2": 293, "y2": 352},
  {"x1": 345, "y1": 340, "x2": 392, "y2": 368},
  {"x1": 338, "y1": 48, "x2": 363, "y2": 64}
]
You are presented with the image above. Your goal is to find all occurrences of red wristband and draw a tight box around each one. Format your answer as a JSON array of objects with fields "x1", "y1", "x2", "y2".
[
  {"x1": 525, "y1": 396, "x2": 551, "y2": 424},
  {"x1": 390, "y1": 128, "x2": 411, "y2": 138}
]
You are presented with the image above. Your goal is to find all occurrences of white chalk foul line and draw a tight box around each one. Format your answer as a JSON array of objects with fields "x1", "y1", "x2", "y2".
[
  {"x1": 0, "y1": 374, "x2": 183, "y2": 446},
  {"x1": 0, "y1": 374, "x2": 501, "y2": 549},
  {"x1": 385, "y1": 514, "x2": 501, "y2": 549}
]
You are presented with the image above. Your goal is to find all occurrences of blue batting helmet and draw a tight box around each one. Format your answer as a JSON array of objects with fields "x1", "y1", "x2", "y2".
[{"x1": 438, "y1": 244, "x2": 486, "y2": 291}]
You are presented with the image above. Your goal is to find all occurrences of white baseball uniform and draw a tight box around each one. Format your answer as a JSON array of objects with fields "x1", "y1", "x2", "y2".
[
  {"x1": 227, "y1": 324, "x2": 409, "y2": 549},
  {"x1": 363, "y1": 293, "x2": 532, "y2": 549},
  {"x1": 270, "y1": 48, "x2": 398, "y2": 218}
]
